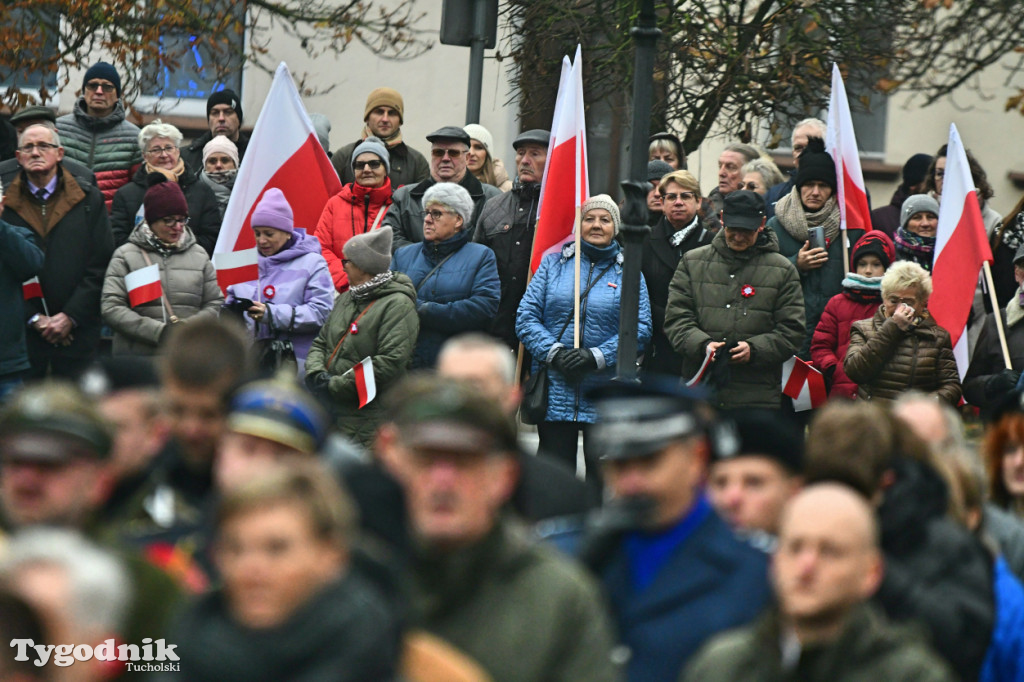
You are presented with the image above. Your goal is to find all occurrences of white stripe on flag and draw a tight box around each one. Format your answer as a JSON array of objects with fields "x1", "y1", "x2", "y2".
[{"x1": 213, "y1": 248, "x2": 259, "y2": 272}]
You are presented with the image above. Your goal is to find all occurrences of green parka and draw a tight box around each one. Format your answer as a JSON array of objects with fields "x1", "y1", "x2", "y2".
[
  {"x1": 682, "y1": 604, "x2": 956, "y2": 682},
  {"x1": 664, "y1": 228, "x2": 805, "y2": 409},
  {"x1": 305, "y1": 272, "x2": 418, "y2": 445}
]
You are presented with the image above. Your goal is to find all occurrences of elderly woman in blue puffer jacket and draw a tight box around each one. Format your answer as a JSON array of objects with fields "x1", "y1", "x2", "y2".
[{"x1": 517, "y1": 194, "x2": 652, "y2": 482}]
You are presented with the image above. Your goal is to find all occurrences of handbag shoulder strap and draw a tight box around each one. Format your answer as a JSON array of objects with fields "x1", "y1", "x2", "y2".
[
  {"x1": 415, "y1": 251, "x2": 456, "y2": 292},
  {"x1": 369, "y1": 205, "x2": 386, "y2": 232},
  {"x1": 140, "y1": 249, "x2": 178, "y2": 323},
  {"x1": 551, "y1": 258, "x2": 617, "y2": 348},
  {"x1": 326, "y1": 299, "x2": 378, "y2": 369}
]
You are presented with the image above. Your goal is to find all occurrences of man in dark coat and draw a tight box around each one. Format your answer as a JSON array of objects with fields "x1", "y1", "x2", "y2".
[
  {"x1": 684, "y1": 483, "x2": 956, "y2": 682},
  {"x1": 474, "y1": 128, "x2": 549, "y2": 349},
  {"x1": 764, "y1": 117, "x2": 827, "y2": 218},
  {"x1": 870, "y1": 153, "x2": 932, "y2": 237},
  {"x1": 181, "y1": 90, "x2": 250, "y2": 177},
  {"x1": 579, "y1": 379, "x2": 772, "y2": 682},
  {"x1": 641, "y1": 169, "x2": 711, "y2": 377},
  {"x1": 330, "y1": 87, "x2": 429, "y2": 189},
  {"x1": 3, "y1": 123, "x2": 113, "y2": 379},
  {"x1": 385, "y1": 126, "x2": 501, "y2": 251}
]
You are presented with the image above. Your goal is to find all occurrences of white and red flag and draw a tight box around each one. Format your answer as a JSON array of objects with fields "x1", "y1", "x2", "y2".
[
  {"x1": 353, "y1": 357, "x2": 376, "y2": 409},
  {"x1": 930, "y1": 123, "x2": 993, "y2": 379},
  {"x1": 782, "y1": 356, "x2": 827, "y2": 412},
  {"x1": 22, "y1": 276, "x2": 42, "y2": 301},
  {"x1": 213, "y1": 63, "x2": 342, "y2": 290},
  {"x1": 531, "y1": 45, "x2": 588, "y2": 273},
  {"x1": 125, "y1": 264, "x2": 163, "y2": 307},
  {"x1": 825, "y1": 64, "x2": 872, "y2": 233}
]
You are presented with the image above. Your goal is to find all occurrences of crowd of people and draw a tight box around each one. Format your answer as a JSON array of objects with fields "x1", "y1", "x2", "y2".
[{"x1": 3, "y1": 61, "x2": 1024, "y2": 681}]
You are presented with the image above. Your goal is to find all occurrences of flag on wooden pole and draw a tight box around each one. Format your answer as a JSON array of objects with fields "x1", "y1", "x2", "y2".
[
  {"x1": 125, "y1": 264, "x2": 163, "y2": 307},
  {"x1": 930, "y1": 123, "x2": 993, "y2": 379},
  {"x1": 826, "y1": 64, "x2": 872, "y2": 233},
  {"x1": 530, "y1": 45, "x2": 588, "y2": 274},
  {"x1": 213, "y1": 63, "x2": 342, "y2": 291}
]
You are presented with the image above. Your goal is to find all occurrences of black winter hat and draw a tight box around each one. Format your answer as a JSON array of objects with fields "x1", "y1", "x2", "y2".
[
  {"x1": 795, "y1": 137, "x2": 837, "y2": 193},
  {"x1": 902, "y1": 153, "x2": 933, "y2": 189},
  {"x1": 207, "y1": 89, "x2": 242, "y2": 123},
  {"x1": 715, "y1": 409, "x2": 804, "y2": 474}
]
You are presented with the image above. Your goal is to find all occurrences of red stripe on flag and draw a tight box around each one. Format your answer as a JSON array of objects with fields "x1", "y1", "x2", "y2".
[
  {"x1": 128, "y1": 281, "x2": 163, "y2": 308},
  {"x1": 22, "y1": 278, "x2": 42, "y2": 300},
  {"x1": 931, "y1": 191, "x2": 991, "y2": 348},
  {"x1": 841, "y1": 160, "x2": 872, "y2": 232},
  {"x1": 532, "y1": 137, "x2": 580, "y2": 272}
]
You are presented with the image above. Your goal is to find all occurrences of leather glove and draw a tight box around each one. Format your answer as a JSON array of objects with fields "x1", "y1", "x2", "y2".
[
  {"x1": 550, "y1": 348, "x2": 573, "y2": 374},
  {"x1": 561, "y1": 348, "x2": 598, "y2": 383},
  {"x1": 305, "y1": 371, "x2": 332, "y2": 398},
  {"x1": 986, "y1": 368, "x2": 1021, "y2": 400}
]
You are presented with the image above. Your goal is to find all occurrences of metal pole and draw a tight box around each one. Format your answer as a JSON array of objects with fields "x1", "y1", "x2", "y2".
[
  {"x1": 465, "y1": 0, "x2": 487, "y2": 124},
  {"x1": 616, "y1": 0, "x2": 660, "y2": 382}
]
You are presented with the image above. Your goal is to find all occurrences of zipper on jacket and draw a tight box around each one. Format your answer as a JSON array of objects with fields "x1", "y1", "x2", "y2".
[
  {"x1": 573, "y1": 258, "x2": 597, "y2": 421},
  {"x1": 908, "y1": 335, "x2": 919, "y2": 388},
  {"x1": 363, "y1": 195, "x2": 371, "y2": 233}
]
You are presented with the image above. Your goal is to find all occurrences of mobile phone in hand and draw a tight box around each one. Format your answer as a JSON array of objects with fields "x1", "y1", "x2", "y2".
[{"x1": 807, "y1": 226, "x2": 826, "y2": 251}]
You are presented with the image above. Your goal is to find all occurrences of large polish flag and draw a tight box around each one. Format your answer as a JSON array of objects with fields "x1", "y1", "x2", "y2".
[
  {"x1": 825, "y1": 64, "x2": 872, "y2": 232},
  {"x1": 213, "y1": 63, "x2": 342, "y2": 290},
  {"x1": 125, "y1": 264, "x2": 163, "y2": 307},
  {"x1": 530, "y1": 45, "x2": 588, "y2": 273},
  {"x1": 930, "y1": 123, "x2": 993, "y2": 379}
]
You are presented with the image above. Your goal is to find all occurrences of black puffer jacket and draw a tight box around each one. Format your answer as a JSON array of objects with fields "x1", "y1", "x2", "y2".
[
  {"x1": 473, "y1": 182, "x2": 541, "y2": 348},
  {"x1": 875, "y1": 456, "x2": 995, "y2": 682},
  {"x1": 110, "y1": 165, "x2": 222, "y2": 256}
]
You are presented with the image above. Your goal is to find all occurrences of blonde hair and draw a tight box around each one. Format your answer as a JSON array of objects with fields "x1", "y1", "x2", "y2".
[
  {"x1": 658, "y1": 170, "x2": 700, "y2": 197},
  {"x1": 881, "y1": 260, "x2": 932, "y2": 301}
]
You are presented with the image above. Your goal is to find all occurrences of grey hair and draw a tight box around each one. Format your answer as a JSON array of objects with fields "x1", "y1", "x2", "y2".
[
  {"x1": 742, "y1": 158, "x2": 785, "y2": 188},
  {"x1": 423, "y1": 182, "x2": 474, "y2": 226},
  {"x1": 18, "y1": 122, "x2": 61, "y2": 149},
  {"x1": 793, "y1": 118, "x2": 828, "y2": 143},
  {"x1": 723, "y1": 142, "x2": 760, "y2": 164},
  {"x1": 138, "y1": 119, "x2": 183, "y2": 153},
  {"x1": 0, "y1": 528, "x2": 130, "y2": 636},
  {"x1": 892, "y1": 390, "x2": 966, "y2": 452},
  {"x1": 439, "y1": 333, "x2": 517, "y2": 386}
]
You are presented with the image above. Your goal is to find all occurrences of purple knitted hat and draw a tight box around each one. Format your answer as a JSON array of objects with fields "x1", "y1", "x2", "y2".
[{"x1": 251, "y1": 188, "x2": 294, "y2": 233}]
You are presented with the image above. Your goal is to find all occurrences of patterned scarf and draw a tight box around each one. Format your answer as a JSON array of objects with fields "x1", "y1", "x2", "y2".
[
  {"x1": 842, "y1": 272, "x2": 883, "y2": 303},
  {"x1": 350, "y1": 270, "x2": 394, "y2": 301},
  {"x1": 774, "y1": 188, "x2": 841, "y2": 244},
  {"x1": 669, "y1": 216, "x2": 700, "y2": 248},
  {"x1": 142, "y1": 222, "x2": 179, "y2": 256},
  {"x1": 894, "y1": 227, "x2": 935, "y2": 271}
]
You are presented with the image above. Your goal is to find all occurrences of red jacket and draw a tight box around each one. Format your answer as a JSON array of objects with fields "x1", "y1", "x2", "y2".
[
  {"x1": 314, "y1": 180, "x2": 392, "y2": 292},
  {"x1": 811, "y1": 292, "x2": 879, "y2": 399}
]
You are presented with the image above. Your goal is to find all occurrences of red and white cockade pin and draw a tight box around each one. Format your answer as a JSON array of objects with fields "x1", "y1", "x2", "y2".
[
  {"x1": 350, "y1": 322, "x2": 360, "y2": 335},
  {"x1": 741, "y1": 284, "x2": 756, "y2": 298},
  {"x1": 262, "y1": 285, "x2": 276, "y2": 300}
]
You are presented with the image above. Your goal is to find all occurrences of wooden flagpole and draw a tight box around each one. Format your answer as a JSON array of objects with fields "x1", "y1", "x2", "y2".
[
  {"x1": 983, "y1": 261, "x2": 1013, "y2": 369},
  {"x1": 842, "y1": 231, "x2": 850, "y2": 277},
  {"x1": 573, "y1": 206, "x2": 582, "y2": 348}
]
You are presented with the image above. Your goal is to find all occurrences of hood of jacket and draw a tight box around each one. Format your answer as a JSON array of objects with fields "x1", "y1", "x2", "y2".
[
  {"x1": 259, "y1": 228, "x2": 321, "y2": 266},
  {"x1": 422, "y1": 226, "x2": 471, "y2": 262},
  {"x1": 710, "y1": 224, "x2": 781, "y2": 259},
  {"x1": 127, "y1": 220, "x2": 198, "y2": 253},
  {"x1": 72, "y1": 97, "x2": 127, "y2": 131},
  {"x1": 340, "y1": 178, "x2": 393, "y2": 206}
]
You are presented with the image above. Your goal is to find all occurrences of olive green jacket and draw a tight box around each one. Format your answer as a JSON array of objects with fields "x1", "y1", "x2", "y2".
[{"x1": 305, "y1": 272, "x2": 418, "y2": 445}]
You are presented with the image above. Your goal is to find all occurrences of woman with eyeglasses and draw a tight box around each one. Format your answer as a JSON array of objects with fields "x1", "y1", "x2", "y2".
[
  {"x1": 740, "y1": 158, "x2": 785, "y2": 197},
  {"x1": 315, "y1": 136, "x2": 393, "y2": 293},
  {"x1": 102, "y1": 176, "x2": 223, "y2": 356},
  {"x1": 226, "y1": 189, "x2": 334, "y2": 375},
  {"x1": 640, "y1": 170, "x2": 708, "y2": 376},
  {"x1": 464, "y1": 124, "x2": 512, "y2": 192},
  {"x1": 110, "y1": 120, "x2": 222, "y2": 255},
  {"x1": 390, "y1": 182, "x2": 499, "y2": 369},
  {"x1": 844, "y1": 260, "x2": 961, "y2": 405}
]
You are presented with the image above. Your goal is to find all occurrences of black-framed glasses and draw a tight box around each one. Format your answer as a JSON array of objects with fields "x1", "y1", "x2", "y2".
[
  {"x1": 431, "y1": 148, "x2": 463, "y2": 159},
  {"x1": 341, "y1": 258, "x2": 352, "y2": 266},
  {"x1": 84, "y1": 81, "x2": 115, "y2": 92},
  {"x1": 159, "y1": 216, "x2": 190, "y2": 227},
  {"x1": 421, "y1": 208, "x2": 448, "y2": 221},
  {"x1": 18, "y1": 143, "x2": 59, "y2": 154},
  {"x1": 662, "y1": 191, "x2": 696, "y2": 202},
  {"x1": 146, "y1": 145, "x2": 178, "y2": 156},
  {"x1": 353, "y1": 160, "x2": 383, "y2": 171}
]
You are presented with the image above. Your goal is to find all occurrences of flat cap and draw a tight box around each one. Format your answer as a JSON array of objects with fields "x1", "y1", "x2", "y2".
[
  {"x1": 0, "y1": 381, "x2": 112, "y2": 461},
  {"x1": 722, "y1": 190, "x2": 766, "y2": 230},
  {"x1": 9, "y1": 106, "x2": 56, "y2": 127},
  {"x1": 512, "y1": 129, "x2": 550, "y2": 150},
  {"x1": 426, "y1": 126, "x2": 471, "y2": 145}
]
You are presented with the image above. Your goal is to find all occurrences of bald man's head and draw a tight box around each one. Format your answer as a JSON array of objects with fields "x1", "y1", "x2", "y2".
[{"x1": 772, "y1": 483, "x2": 883, "y2": 641}]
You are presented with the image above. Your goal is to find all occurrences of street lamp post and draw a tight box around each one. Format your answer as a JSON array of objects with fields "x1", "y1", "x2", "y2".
[{"x1": 616, "y1": 0, "x2": 660, "y2": 382}]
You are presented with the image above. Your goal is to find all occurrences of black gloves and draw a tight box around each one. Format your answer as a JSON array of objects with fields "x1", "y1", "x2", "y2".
[
  {"x1": 550, "y1": 348, "x2": 573, "y2": 375},
  {"x1": 558, "y1": 348, "x2": 598, "y2": 383},
  {"x1": 985, "y1": 368, "x2": 1021, "y2": 400},
  {"x1": 305, "y1": 371, "x2": 332, "y2": 399}
]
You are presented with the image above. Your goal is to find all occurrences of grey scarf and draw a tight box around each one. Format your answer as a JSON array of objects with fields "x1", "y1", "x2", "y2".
[{"x1": 774, "y1": 188, "x2": 841, "y2": 244}]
